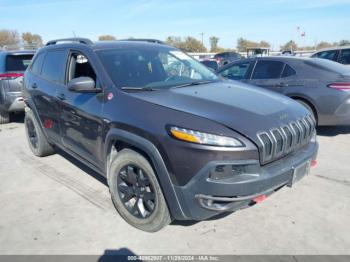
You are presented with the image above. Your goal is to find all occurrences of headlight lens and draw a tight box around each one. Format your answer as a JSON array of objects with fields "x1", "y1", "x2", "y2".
[{"x1": 169, "y1": 126, "x2": 244, "y2": 147}]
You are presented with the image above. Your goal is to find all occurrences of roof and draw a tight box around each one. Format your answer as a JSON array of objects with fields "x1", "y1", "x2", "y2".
[{"x1": 315, "y1": 45, "x2": 350, "y2": 52}]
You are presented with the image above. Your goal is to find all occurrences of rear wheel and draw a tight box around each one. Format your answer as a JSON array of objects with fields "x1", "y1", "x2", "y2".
[
  {"x1": 108, "y1": 149, "x2": 171, "y2": 232},
  {"x1": 295, "y1": 99, "x2": 317, "y2": 124},
  {"x1": 0, "y1": 109, "x2": 9, "y2": 124},
  {"x1": 25, "y1": 108, "x2": 55, "y2": 157}
]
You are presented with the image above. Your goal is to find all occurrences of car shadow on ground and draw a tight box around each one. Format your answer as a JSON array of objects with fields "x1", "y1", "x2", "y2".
[
  {"x1": 171, "y1": 212, "x2": 233, "y2": 227},
  {"x1": 317, "y1": 126, "x2": 350, "y2": 137},
  {"x1": 98, "y1": 248, "x2": 139, "y2": 262},
  {"x1": 55, "y1": 148, "x2": 108, "y2": 186}
]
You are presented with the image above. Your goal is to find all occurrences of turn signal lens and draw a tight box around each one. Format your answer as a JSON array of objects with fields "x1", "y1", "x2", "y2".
[{"x1": 169, "y1": 126, "x2": 244, "y2": 147}]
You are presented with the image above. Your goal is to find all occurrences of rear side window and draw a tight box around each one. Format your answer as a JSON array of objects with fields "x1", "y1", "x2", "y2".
[
  {"x1": 220, "y1": 62, "x2": 251, "y2": 80},
  {"x1": 339, "y1": 49, "x2": 350, "y2": 65},
  {"x1": 281, "y1": 64, "x2": 296, "y2": 78},
  {"x1": 313, "y1": 50, "x2": 338, "y2": 61},
  {"x1": 5, "y1": 54, "x2": 33, "y2": 72},
  {"x1": 41, "y1": 50, "x2": 67, "y2": 83},
  {"x1": 252, "y1": 61, "x2": 284, "y2": 79},
  {"x1": 30, "y1": 52, "x2": 45, "y2": 75}
]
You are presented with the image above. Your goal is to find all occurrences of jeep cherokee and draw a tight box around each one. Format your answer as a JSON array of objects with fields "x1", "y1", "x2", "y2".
[{"x1": 23, "y1": 38, "x2": 318, "y2": 232}]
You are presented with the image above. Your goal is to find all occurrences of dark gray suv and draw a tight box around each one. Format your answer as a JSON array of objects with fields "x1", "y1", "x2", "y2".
[
  {"x1": 23, "y1": 38, "x2": 318, "y2": 232},
  {"x1": 0, "y1": 50, "x2": 35, "y2": 123}
]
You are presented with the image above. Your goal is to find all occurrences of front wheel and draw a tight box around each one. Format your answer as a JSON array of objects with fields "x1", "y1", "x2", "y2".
[{"x1": 108, "y1": 149, "x2": 171, "y2": 232}]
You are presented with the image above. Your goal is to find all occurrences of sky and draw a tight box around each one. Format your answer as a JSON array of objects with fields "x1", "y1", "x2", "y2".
[{"x1": 0, "y1": 0, "x2": 349, "y2": 50}]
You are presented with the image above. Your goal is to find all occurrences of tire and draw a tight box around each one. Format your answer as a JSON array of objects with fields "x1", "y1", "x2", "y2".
[
  {"x1": 0, "y1": 109, "x2": 9, "y2": 124},
  {"x1": 108, "y1": 148, "x2": 171, "y2": 232},
  {"x1": 295, "y1": 99, "x2": 317, "y2": 124},
  {"x1": 24, "y1": 108, "x2": 55, "y2": 157}
]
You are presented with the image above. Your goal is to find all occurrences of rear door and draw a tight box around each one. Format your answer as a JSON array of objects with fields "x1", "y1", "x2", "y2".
[
  {"x1": 249, "y1": 60, "x2": 285, "y2": 93},
  {"x1": 56, "y1": 49, "x2": 105, "y2": 168},
  {"x1": 28, "y1": 49, "x2": 68, "y2": 144}
]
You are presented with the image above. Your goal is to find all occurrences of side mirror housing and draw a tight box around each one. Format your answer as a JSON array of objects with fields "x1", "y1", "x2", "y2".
[{"x1": 67, "y1": 77, "x2": 101, "y2": 93}]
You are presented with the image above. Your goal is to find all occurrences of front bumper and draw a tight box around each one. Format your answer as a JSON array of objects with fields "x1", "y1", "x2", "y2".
[{"x1": 173, "y1": 141, "x2": 318, "y2": 220}]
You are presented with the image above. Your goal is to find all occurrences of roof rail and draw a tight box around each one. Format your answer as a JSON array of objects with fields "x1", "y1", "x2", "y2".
[
  {"x1": 119, "y1": 39, "x2": 166, "y2": 45},
  {"x1": 46, "y1": 38, "x2": 93, "y2": 46}
]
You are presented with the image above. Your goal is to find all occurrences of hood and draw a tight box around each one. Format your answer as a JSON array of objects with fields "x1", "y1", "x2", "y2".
[{"x1": 130, "y1": 81, "x2": 308, "y2": 143}]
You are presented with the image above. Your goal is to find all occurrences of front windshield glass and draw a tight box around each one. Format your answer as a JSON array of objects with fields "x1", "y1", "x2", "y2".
[{"x1": 97, "y1": 46, "x2": 219, "y2": 89}]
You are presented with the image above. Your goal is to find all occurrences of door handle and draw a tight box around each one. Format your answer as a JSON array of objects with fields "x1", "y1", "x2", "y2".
[
  {"x1": 277, "y1": 82, "x2": 288, "y2": 87},
  {"x1": 32, "y1": 83, "x2": 38, "y2": 89},
  {"x1": 57, "y1": 93, "x2": 66, "y2": 101}
]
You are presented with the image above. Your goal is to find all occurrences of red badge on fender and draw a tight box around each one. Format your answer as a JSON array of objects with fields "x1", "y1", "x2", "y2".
[{"x1": 107, "y1": 92, "x2": 114, "y2": 101}]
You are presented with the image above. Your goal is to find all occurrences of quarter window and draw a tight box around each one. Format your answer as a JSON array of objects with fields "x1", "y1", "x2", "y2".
[
  {"x1": 41, "y1": 50, "x2": 67, "y2": 83},
  {"x1": 281, "y1": 64, "x2": 296, "y2": 78},
  {"x1": 67, "y1": 52, "x2": 96, "y2": 84},
  {"x1": 252, "y1": 61, "x2": 284, "y2": 79},
  {"x1": 30, "y1": 52, "x2": 45, "y2": 75}
]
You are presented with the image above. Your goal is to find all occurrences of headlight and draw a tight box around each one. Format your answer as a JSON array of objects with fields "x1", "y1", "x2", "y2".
[{"x1": 169, "y1": 126, "x2": 244, "y2": 147}]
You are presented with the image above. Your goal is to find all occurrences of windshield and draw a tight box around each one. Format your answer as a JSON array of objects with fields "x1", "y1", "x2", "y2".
[{"x1": 97, "y1": 46, "x2": 219, "y2": 89}]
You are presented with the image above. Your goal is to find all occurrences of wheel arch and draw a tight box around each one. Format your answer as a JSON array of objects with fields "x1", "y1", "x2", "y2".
[
  {"x1": 289, "y1": 95, "x2": 319, "y2": 123},
  {"x1": 104, "y1": 128, "x2": 188, "y2": 220}
]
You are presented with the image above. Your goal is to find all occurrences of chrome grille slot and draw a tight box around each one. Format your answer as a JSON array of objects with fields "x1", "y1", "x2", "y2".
[{"x1": 257, "y1": 115, "x2": 315, "y2": 164}]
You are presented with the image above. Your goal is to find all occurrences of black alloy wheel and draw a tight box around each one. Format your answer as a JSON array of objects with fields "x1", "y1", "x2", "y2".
[
  {"x1": 26, "y1": 118, "x2": 38, "y2": 149},
  {"x1": 117, "y1": 165, "x2": 156, "y2": 219}
]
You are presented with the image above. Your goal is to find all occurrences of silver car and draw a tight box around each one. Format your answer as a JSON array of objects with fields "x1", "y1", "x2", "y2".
[
  {"x1": 0, "y1": 50, "x2": 35, "y2": 123},
  {"x1": 217, "y1": 56, "x2": 350, "y2": 126}
]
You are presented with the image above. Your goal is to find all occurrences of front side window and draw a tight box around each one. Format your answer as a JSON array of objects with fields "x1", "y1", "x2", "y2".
[
  {"x1": 5, "y1": 54, "x2": 33, "y2": 72},
  {"x1": 252, "y1": 61, "x2": 284, "y2": 79},
  {"x1": 67, "y1": 52, "x2": 96, "y2": 84},
  {"x1": 41, "y1": 50, "x2": 67, "y2": 83},
  {"x1": 339, "y1": 49, "x2": 350, "y2": 65},
  {"x1": 220, "y1": 62, "x2": 250, "y2": 80},
  {"x1": 313, "y1": 50, "x2": 338, "y2": 61},
  {"x1": 97, "y1": 47, "x2": 218, "y2": 89}
]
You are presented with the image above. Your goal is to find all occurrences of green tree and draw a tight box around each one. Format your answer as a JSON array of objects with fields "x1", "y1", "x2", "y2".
[
  {"x1": 22, "y1": 32, "x2": 43, "y2": 46},
  {"x1": 98, "y1": 35, "x2": 116, "y2": 41},
  {"x1": 165, "y1": 36, "x2": 207, "y2": 52},
  {"x1": 209, "y1": 36, "x2": 219, "y2": 52},
  {"x1": 0, "y1": 29, "x2": 20, "y2": 47},
  {"x1": 236, "y1": 38, "x2": 270, "y2": 52},
  {"x1": 280, "y1": 40, "x2": 298, "y2": 51},
  {"x1": 316, "y1": 41, "x2": 334, "y2": 50},
  {"x1": 338, "y1": 40, "x2": 350, "y2": 46}
]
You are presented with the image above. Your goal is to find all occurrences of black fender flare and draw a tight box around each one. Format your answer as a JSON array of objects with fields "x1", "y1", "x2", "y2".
[{"x1": 104, "y1": 128, "x2": 188, "y2": 220}]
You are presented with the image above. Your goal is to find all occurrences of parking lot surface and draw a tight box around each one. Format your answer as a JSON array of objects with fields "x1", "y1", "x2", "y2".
[{"x1": 0, "y1": 116, "x2": 350, "y2": 255}]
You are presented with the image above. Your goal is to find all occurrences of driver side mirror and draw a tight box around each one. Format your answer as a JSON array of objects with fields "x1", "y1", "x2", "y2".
[{"x1": 67, "y1": 77, "x2": 101, "y2": 93}]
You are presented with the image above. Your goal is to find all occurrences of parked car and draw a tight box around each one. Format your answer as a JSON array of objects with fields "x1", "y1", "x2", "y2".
[
  {"x1": 23, "y1": 38, "x2": 318, "y2": 232},
  {"x1": 200, "y1": 59, "x2": 219, "y2": 71},
  {"x1": 214, "y1": 51, "x2": 242, "y2": 67},
  {"x1": 217, "y1": 56, "x2": 350, "y2": 126},
  {"x1": 311, "y1": 46, "x2": 350, "y2": 66},
  {"x1": 0, "y1": 50, "x2": 35, "y2": 123}
]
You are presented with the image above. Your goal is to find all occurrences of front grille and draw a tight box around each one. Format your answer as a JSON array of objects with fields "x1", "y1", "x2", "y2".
[{"x1": 257, "y1": 115, "x2": 316, "y2": 164}]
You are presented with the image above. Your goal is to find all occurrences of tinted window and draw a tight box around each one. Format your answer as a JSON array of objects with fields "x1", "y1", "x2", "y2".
[
  {"x1": 220, "y1": 62, "x2": 250, "y2": 80},
  {"x1": 252, "y1": 61, "x2": 284, "y2": 79},
  {"x1": 41, "y1": 50, "x2": 67, "y2": 83},
  {"x1": 339, "y1": 49, "x2": 350, "y2": 65},
  {"x1": 30, "y1": 52, "x2": 45, "y2": 75},
  {"x1": 5, "y1": 54, "x2": 33, "y2": 72},
  {"x1": 201, "y1": 60, "x2": 218, "y2": 71},
  {"x1": 313, "y1": 50, "x2": 338, "y2": 61},
  {"x1": 281, "y1": 64, "x2": 296, "y2": 78}
]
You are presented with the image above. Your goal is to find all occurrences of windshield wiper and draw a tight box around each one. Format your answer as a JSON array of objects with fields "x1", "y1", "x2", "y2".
[
  {"x1": 171, "y1": 80, "x2": 216, "y2": 89},
  {"x1": 121, "y1": 86, "x2": 155, "y2": 91}
]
